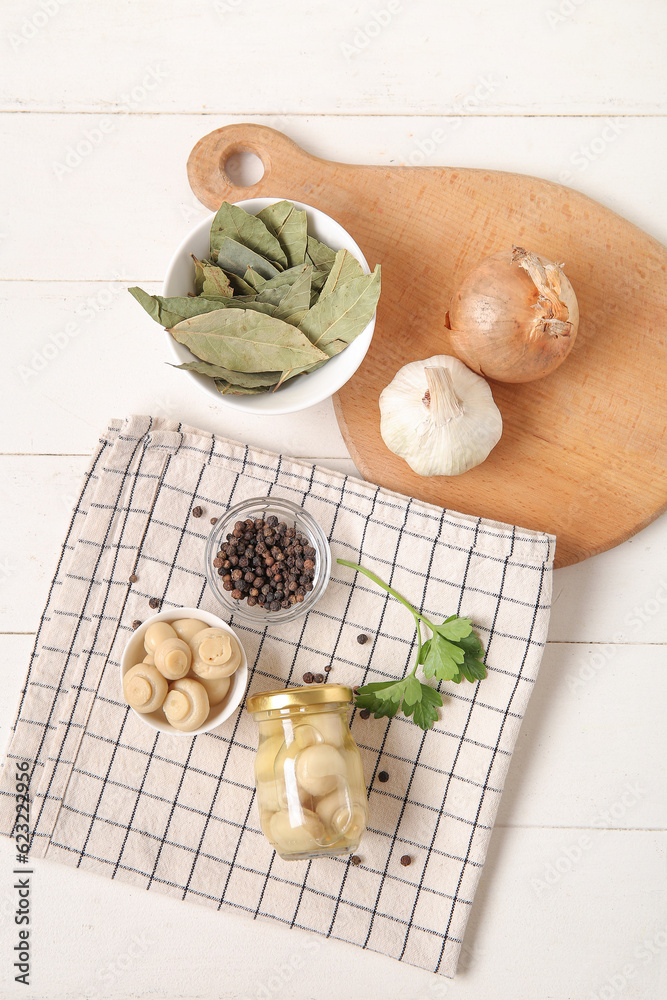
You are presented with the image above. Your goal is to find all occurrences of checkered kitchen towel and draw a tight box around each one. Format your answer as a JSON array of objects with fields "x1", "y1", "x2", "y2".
[{"x1": 0, "y1": 415, "x2": 555, "y2": 978}]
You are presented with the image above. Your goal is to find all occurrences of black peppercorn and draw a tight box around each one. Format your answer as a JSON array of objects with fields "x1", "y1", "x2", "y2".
[
  {"x1": 400, "y1": 855, "x2": 411, "y2": 867},
  {"x1": 214, "y1": 513, "x2": 317, "y2": 612},
  {"x1": 192, "y1": 506, "x2": 203, "y2": 518},
  {"x1": 129, "y1": 574, "x2": 138, "y2": 583},
  {"x1": 350, "y1": 855, "x2": 361, "y2": 866},
  {"x1": 378, "y1": 771, "x2": 389, "y2": 783},
  {"x1": 359, "y1": 709, "x2": 371, "y2": 720},
  {"x1": 131, "y1": 619, "x2": 142, "y2": 629},
  {"x1": 303, "y1": 672, "x2": 314, "y2": 684},
  {"x1": 357, "y1": 634, "x2": 369, "y2": 645},
  {"x1": 148, "y1": 597, "x2": 160, "y2": 609}
]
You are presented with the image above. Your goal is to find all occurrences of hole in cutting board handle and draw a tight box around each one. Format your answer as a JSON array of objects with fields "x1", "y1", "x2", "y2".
[
  {"x1": 188, "y1": 125, "x2": 318, "y2": 209},
  {"x1": 223, "y1": 150, "x2": 265, "y2": 188}
]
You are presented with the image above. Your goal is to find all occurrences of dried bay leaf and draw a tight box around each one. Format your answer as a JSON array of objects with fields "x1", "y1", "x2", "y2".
[
  {"x1": 243, "y1": 267, "x2": 266, "y2": 292},
  {"x1": 222, "y1": 270, "x2": 256, "y2": 295},
  {"x1": 273, "y1": 267, "x2": 312, "y2": 326},
  {"x1": 298, "y1": 266, "x2": 381, "y2": 349},
  {"x1": 215, "y1": 380, "x2": 269, "y2": 396},
  {"x1": 252, "y1": 262, "x2": 314, "y2": 293},
  {"x1": 172, "y1": 360, "x2": 282, "y2": 387},
  {"x1": 210, "y1": 202, "x2": 287, "y2": 269},
  {"x1": 168, "y1": 308, "x2": 329, "y2": 373},
  {"x1": 257, "y1": 200, "x2": 308, "y2": 268},
  {"x1": 306, "y1": 236, "x2": 337, "y2": 271},
  {"x1": 191, "y1": 256, "x2": 233, "y2": 297},
  {"x1": 256, "y1": 284, "x2": 292, "y2": 308},
  {"x1": 128, "y1": 287, "x2": 229, "y2": 328},
  {"x1": 275, "y1": 338, "x2": 348, "y2": 388},
  {"x1": 320, "y1": 249, "x2": 364, "y2": 298},
  {"x1": 216, "y1": 237, "x2": 281, "y2": 281},
  {"x1": 207, "y1": 297, "x2": 277, "y2": 317}
]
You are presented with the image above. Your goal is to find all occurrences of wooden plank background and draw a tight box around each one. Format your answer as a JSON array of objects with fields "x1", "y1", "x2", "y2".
[{"x1": 0, "y1": 2, "x2": 665, "y2": 998}]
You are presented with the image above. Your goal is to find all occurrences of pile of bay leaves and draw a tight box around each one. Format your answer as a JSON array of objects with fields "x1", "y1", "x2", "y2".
[{"x1": 129, "y1": 200, "x2": 381, "y2": 395}]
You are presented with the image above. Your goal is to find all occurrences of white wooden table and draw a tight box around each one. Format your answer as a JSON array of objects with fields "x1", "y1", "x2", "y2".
[{"x1": 1, "y1": 2, "x2": 665, "y2": 997}]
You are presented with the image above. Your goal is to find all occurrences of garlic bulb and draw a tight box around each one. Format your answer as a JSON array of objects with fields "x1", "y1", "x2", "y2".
[{"x1": 379, "y1": 355, "x2": 502, "y2": 476}]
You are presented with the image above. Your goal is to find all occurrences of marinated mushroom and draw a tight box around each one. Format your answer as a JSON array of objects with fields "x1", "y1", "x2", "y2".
[
  {"x1": 295, "y1": 743, "x2": 347, "y2": 797},
  {"x1": 163, "y1": 678, "x2": 210, "y2": 732},
  {"x1": 154, "y1": 637, "x2": 192, "y2": 680},
  {"x1": 293, "y1": 724, "x2": 325, "y2": 750},
  {"x1": 269, "y1": 808, "x2": 325, "y2": 854},
  {"x1": 308, "y1": 710, "x2": 345, "y2": 747},
  {"x1": 123, "y1": 663, "x2": 168, "y2": 714},
  {"x1": 255, "y1": 733, "x2": 285, "y2": 784},
  {"x1": 144, "y1": 621, "x2": 177, "y2": 655},
  {"x1": 171, "y1": 618, "x2": 207, "y2": 643},
  {"x1": 316, "y1": 788, "x2": 365, "y2": 837},
  {"x1": 190, "y1": 628, "x2": 242, "y2": 679},
  {"x1": 193, "y1": 672, "x2": 231, "y2": 706}
]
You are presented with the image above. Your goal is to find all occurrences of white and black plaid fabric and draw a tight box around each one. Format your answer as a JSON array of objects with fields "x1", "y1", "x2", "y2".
[{"x1": 0, "y1": 415, "x2": 555, "y2": 978}]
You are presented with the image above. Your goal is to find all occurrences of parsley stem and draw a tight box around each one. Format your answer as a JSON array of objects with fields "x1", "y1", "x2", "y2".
[{"x1": 337, "y1": 558, "x2": 438, "y2": 643}]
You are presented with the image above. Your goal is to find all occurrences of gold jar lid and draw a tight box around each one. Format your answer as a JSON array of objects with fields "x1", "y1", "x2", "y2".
[{"x1": 246, "y1": 684, "x2": 353, "y2": 714}]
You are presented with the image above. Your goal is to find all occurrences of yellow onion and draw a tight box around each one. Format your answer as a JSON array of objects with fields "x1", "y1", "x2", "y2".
[{"x1": 446, "y1": 246, "x2": 579, "y2": 382}]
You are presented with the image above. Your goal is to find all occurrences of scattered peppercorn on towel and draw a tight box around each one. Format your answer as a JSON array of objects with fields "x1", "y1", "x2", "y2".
[{"x1": 0, "y1": 415, "x2": 555, "y2": 978}]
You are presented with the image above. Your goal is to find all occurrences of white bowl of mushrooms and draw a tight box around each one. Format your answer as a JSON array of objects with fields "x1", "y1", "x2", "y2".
[{"x1": 120, "y1": 607, "x2": 248, "y2": 736}]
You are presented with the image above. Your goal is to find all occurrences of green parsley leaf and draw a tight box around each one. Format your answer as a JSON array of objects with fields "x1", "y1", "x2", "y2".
[
  {"x1": 422, "y1": 633, "x2": 465, "y2": 681},
  {"x1": 355, "y1": 677, "x2": 442, "y2": 731},
  {"x1": 402, "y1": 674, "x2": 423, "y2": 708},
  {"x1": 336, "y1": 558, "x2": 487, "y2": 732},
  {"x1": 434, "y1": 617, "x2": 473, "y2": 641},
  {"x1": 407, "y1": 684, "x2": 443, "y2": 730}
]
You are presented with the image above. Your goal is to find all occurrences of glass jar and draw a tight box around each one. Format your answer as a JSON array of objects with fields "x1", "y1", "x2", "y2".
[
  {"x1": 205, "y1": 496, "x2": 331, "y2": 627},
  {"x1": 246, "y1": 685, "x2": 368, "y2": 861}
]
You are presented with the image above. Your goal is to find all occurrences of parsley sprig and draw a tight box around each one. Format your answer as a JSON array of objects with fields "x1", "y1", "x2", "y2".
[{"x1": 337, "y1": 558, "x2": 487, "y2": 731}]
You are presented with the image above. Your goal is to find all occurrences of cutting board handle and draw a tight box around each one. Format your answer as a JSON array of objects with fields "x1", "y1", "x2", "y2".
[{"x1": 187, "y1": 124, "x2": 320, "y2": 210}]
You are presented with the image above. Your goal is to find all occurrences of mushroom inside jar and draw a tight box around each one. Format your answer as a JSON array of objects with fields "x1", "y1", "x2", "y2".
[{"x1": 248, "y1": 693, "x2": 368, "y2": 860}]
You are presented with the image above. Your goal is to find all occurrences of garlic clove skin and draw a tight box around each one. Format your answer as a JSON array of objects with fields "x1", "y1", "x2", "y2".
[{"x1": 379, "y1": 355, "x2": 502, "y2": 476}]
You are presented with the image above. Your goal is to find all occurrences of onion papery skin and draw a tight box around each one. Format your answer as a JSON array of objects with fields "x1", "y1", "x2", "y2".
[{"x1": 447, "y1": 249, "x2": 579, "y2": 383}]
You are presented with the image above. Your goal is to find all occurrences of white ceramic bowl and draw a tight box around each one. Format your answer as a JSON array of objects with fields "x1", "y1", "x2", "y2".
[
  {"x1": 119, "y1": 607, "x2": 248, "y2": 736},
  {"x1": 162, "y1": 197, "x2": 376, "y2": 415}
]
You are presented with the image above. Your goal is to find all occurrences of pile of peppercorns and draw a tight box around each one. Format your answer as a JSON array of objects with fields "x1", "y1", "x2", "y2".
[{"x1": 213, "y1": 515, "x2": 317, "y2": 611}]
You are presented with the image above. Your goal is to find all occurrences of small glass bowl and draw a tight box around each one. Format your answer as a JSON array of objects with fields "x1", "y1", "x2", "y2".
[{"x1": 205, "y1": 497, "x2": 331, "y2": 626}]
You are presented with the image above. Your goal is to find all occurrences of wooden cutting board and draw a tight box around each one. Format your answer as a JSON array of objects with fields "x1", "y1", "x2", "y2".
[{"x1": 187, "y1": 124, "x2": 667, "y2": 568}]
